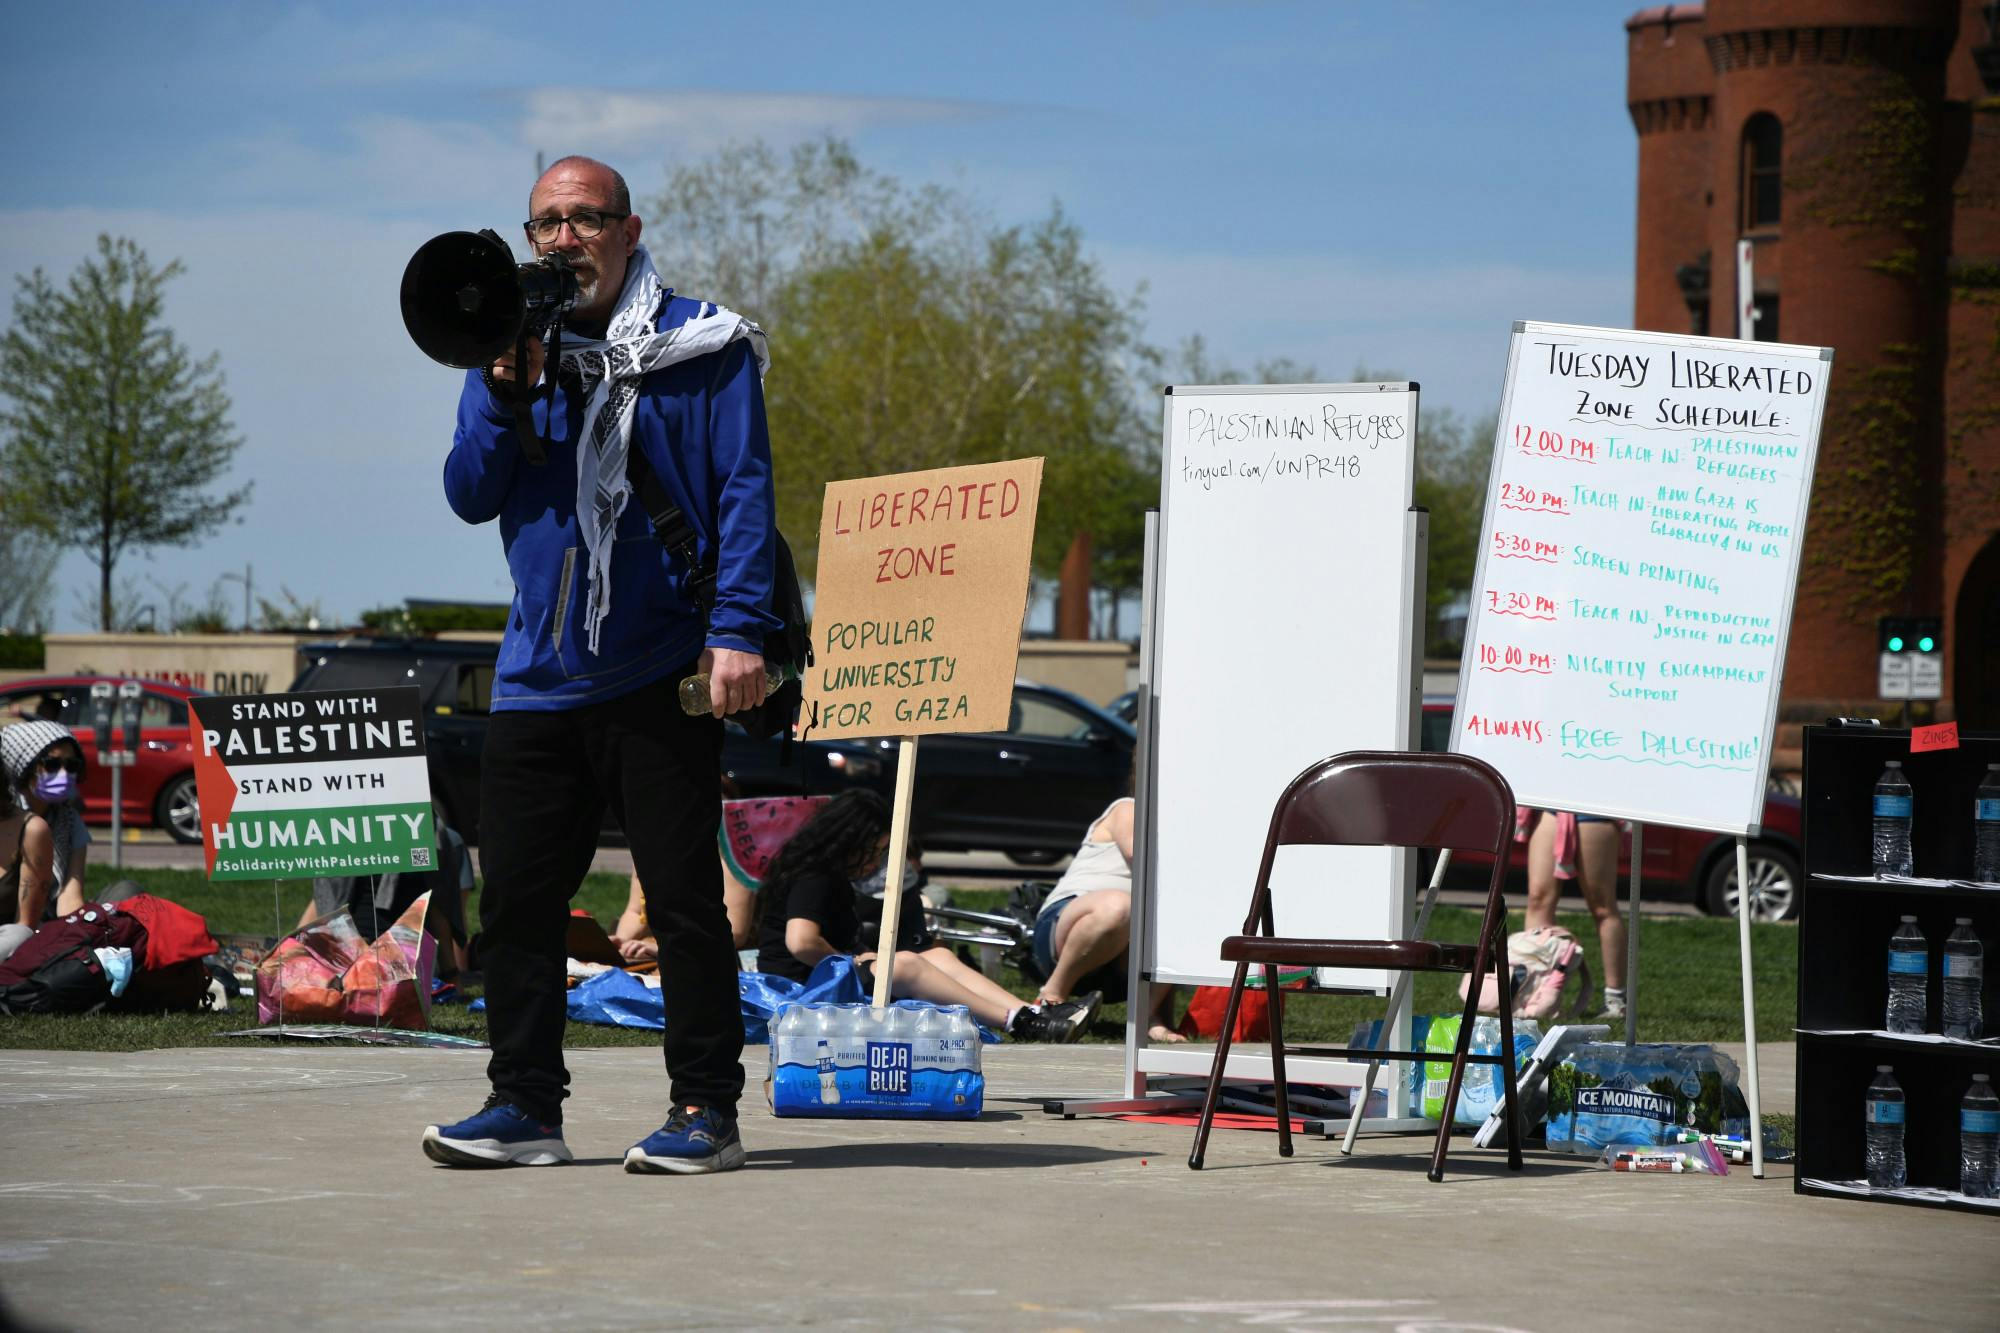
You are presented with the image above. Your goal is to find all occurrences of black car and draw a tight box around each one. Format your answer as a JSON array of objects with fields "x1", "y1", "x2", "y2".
[
  {"x1": 289, "y1": 639, "x2": 877, "y2": 845},
  {"x1": 820, "y1": 681, "x2": 1137, "y2": 864}
]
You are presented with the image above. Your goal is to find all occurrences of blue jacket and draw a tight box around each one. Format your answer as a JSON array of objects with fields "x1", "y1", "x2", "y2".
[{"x1": 442, "y1": 295, "x2": 779, "y2": 712}]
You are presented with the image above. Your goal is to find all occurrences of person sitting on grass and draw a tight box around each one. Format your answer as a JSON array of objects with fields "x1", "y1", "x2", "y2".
[
  {"x1": 1033, "y1": 792, "x2": 1185, "y2": 1044},
  {"x1": 611, "y1": 860, "x2": 758, "y2": 962},
  {"x1": 755, "y1": 790, "x2": 1093, "y2": 1042},
  {"x1": 0, "y1": 721, "x2": 93, "y2": 963}
]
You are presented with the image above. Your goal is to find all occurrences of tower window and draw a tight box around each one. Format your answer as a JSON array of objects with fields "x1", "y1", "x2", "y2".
[
  {"x1": 1742, "y1": 114, "x2": 1782, "y2": 231},
  {"x1": 1753, "y1": 294, "x2": 1780, "y2": 342}
]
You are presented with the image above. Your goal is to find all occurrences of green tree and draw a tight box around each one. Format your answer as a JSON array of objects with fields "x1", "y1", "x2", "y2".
[
  {"x1": 0, "y1": 527, "x2": 58, "y2": 632},
  {"x1": 0, "y1": 235, "x2": 252, "y2": 630},
  {"x1": 646, "y1": 140, "x2": 1154, "y2": 585},
  {"x1": 1414, "y1": 405, "x2": 1498, "y2": 656}
]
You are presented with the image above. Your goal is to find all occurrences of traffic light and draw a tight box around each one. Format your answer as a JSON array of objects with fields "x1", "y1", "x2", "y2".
[
  {"x1": 1879, "y1": 616, "x2": 1941, "y2": 656},
  {"x1": 1878, "y1": 616, "x2": 1943, "y2": 701}
]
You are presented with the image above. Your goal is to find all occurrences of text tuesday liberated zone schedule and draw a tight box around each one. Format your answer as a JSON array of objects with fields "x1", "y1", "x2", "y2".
[{"x1": 1453, "y1": 322, "x2": 1831, "y2": 835}]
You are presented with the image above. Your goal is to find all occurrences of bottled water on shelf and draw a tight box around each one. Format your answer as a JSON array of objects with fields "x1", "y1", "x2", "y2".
[
  {"x1": 1962, "y1": 1074, "x2": 1998, "y2": 1199},
  {"x1": 1941, "y1": 918, "x2": 1984, "y2": 1040},
  {"x1": 1865, "y1": 1066, "x2": 1906, "y2": 1191},
  {"x1": 1975, "y1": 764, "x2": 2000, "y2": 883},
  {"x1": 1886, "y1": 916, "x2": 1928, "y2": 1035},
  {"x1": 1872, "y1": 761, "x2": 1914, "y2": 876}
]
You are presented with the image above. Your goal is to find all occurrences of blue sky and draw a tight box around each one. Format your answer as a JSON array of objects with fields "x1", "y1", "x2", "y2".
[{"x1": 2, "y1": 1, "x2": 1640, "y2": 630}]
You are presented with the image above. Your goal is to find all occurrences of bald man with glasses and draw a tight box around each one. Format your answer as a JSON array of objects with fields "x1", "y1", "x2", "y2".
[{"x1": 425, "y1": 155, "x2": 779, "y2": 1175}]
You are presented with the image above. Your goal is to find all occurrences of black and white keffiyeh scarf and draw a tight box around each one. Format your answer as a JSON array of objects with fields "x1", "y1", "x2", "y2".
[{"x1": 553, "y1": 244, "x2": 769, "y2": 655}]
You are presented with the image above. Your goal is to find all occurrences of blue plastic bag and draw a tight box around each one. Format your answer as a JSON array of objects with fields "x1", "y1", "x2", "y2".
[
  {"x1": 561, "y1": 956, "x2": 873, "y2": 1037},
  {"x1": 565, "y1": 969, "x2": 669, "y2": 1030}
]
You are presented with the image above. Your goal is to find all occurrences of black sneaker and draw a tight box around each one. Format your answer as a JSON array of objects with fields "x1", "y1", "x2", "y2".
[{"x1": 1007, "y1": 1001, "x2": 1089, "y2": 1044}]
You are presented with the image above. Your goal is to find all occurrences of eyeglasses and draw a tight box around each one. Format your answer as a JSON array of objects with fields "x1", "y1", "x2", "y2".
[
  {"x1": 37, "y1": 755, "x2": 83, "y2": 775},
  {"x1": 522, "y1": 209, "x2": 629, "y2": 244}
]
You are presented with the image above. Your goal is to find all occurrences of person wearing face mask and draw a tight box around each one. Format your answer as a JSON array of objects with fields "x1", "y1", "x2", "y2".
[
  {"x1": 0, "y1": 721, "x2": 93, "y2": 962},
  {"x1": 423, "y1": 155, "x2": 778, "y2": 1176}
]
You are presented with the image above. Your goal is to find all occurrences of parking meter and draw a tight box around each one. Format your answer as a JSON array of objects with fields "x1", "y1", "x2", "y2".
[
  {"x1": 115, "y1": 680, "x2": 144, "y2": 759},
  {"x1": 89, "y1": 682, "x2": 115, "y2": 756}
]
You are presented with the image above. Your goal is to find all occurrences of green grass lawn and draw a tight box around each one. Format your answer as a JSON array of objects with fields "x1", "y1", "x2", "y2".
[{"x1": 0, "y1": 866, "x2": 1798, "y2": 1053}]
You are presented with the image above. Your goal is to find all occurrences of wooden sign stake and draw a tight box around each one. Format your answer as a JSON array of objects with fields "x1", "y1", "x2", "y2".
[{"x1": 869, "y1": 736, "x2": 921, "y2": 1011}]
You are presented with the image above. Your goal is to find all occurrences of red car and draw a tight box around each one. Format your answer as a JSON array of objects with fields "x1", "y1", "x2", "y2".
[
  {"x1": 1421, "y1": 700, "x2": 1803, "y2": 921},
  {"x1": 0, "y1": 675, "x2": 209, "y2": 844}
]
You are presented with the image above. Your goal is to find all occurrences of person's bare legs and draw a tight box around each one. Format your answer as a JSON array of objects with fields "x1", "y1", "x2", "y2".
[
  {"x1": 913, "y1": 945, "x2": 1029, "y2": 1016},
  {"x1": 1524, "y1": 812, "x2": 1560, "y2": 930},
  {"x1": 1039, "y1": 890, "x2": 1130, "y2": 1003},
  {"x1": 862, "y1": 951, "x2": 1017, "y2": 1029},
  {"x1": 1575, "y1": 820, "x2": 1625, "y2": 991},
  {"x1": 1147, "y1": 983, "x2": 1187, "y2": 1042}
]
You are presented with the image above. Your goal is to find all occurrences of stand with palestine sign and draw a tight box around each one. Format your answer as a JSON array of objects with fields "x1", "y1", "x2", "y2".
[{"x1": 187, "y1": 687, "x2": 437, "y2": 881}]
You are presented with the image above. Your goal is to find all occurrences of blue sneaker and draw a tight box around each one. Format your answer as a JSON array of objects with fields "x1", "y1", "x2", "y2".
[
  {"x1": 422, "y1": 1095, "x2": 572, "y2": 1167},
  {"x1": 624, "y1": 1105, "x2": 745, "y2": 1175}
]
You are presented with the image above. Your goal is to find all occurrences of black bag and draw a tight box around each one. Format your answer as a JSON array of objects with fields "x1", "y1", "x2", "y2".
[
  {"x1": 1004, "y1": 881, "x2": 1058, "y2": 983},
  {"x1": 626, "y1": 447, "x2": 810, "y2": 741}
]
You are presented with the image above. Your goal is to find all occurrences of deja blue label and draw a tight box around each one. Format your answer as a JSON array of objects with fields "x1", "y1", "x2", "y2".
[
  {"x1": 1888, "y1": 950, "x2": 1927, "y2": 976},
  {"x1": 1866, "y1": 1099, "x2": 1906, "y2": 1126},
  {"x1": 867, "y1": 1041, "x2": 912, "y2": 1095},
  {"x1": 1873, "y1": 794, "x2": 1913, "y2": 819}
]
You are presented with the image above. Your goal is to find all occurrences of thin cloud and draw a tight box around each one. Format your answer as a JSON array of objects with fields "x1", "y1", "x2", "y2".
[
  {"x1": 520, "y1": 88, "x2": 998, "y2": 159},
  {"x1": 1099, "y1": 245, "x2": 1629, "y2": 412}
]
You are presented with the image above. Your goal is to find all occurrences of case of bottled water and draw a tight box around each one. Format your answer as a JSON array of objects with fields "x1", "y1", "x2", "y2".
[{"x1": 769, "y1": 1001, "x2": 984, "y2": 1119}]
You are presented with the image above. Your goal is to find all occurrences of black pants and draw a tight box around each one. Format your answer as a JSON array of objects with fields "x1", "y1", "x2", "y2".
[{"x1": 477, "y1": 674, "x2": 742, "y2": 1122}]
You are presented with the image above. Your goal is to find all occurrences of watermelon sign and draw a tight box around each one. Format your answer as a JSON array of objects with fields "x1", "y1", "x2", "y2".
[
  {"x1": 186, "y1": 686, "x2": 436, "y2": 882},
  {"x1": 719, "y1": 795, "x2": 830, "y2": 890}
]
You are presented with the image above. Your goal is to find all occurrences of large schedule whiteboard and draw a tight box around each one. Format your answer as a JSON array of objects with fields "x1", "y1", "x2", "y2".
[
  {"x1": 1147, "y1": 383, "x2": 1423, "y2": 990},
  {"x1": 1453, "y1": 321, "x2": 1832, "y2": 836}
]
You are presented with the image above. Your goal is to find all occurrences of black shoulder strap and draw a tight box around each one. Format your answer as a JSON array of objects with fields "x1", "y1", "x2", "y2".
[{"x1": 626, "y1": 446, "x2": 714, "y2": 614}]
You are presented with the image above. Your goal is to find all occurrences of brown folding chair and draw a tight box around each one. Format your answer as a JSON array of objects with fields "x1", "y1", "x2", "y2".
[{"x1": 1187, "y1": 750, "x2": 1524, "y2": 1181}]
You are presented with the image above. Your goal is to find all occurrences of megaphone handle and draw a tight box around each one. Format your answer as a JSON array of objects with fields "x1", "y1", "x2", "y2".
[{"x1": 509, "y1": 324, "x2": 548, "y2": 466}]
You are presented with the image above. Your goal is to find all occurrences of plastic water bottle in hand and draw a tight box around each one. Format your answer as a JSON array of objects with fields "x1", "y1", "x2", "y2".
[
  {"x1": 1865, "y1": 1065, "x2": 1906, "y2": 1190},
  {"x1": 678, "y1": 666, "x2": 791, "y2": 717},
  {"x1": 1962, "y1": 1074, "x2": 1998, "y2": 1199},
  {"x1": 1886, "y1": 916, "x2": 1928, "y2": 1034},
  {"x1": 1975, "y1": 763, "x2": 2000, "y2": 883},
  {"x1": 1941, "y1": 918, "x2": 1984, "y2": 1040},
  {"x1": 1872, "y1": 761, "x2": 1914, "y2": 875}
]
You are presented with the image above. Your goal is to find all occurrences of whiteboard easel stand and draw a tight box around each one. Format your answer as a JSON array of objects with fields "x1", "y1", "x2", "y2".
[
  {"x1": 868, "y1": 736, "x2": 921, "y2": 1010},
  {"x1": 1734, "y1": 835, "x2": 1765, "y2": 1176},
  {"x1": 1625, "y1": 825, "x2": 1642, "y2": 1046},
  {"x1": 1449, "y1": 323, "x2": 1828, "y2": 1184},
  {"x1": 1049, "y1": 498, "x2": 1431, "y2": 1133}
]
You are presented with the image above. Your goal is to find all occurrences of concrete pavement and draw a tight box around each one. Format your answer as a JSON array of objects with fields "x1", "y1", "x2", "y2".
[{"x1": 0, "y1": 1042, "x2": 1987, "y2": 1332}]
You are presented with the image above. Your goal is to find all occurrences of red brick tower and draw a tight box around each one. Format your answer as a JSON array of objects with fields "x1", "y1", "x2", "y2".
[
  {"x1": 1628, "y1": 6, "x2": 1716, "y2": 335},
  {"x1": 1627, "y1": 0, "x2": 2000, "y2": 729},
  {"x1": 1941, "y1": 0, "x2": 2000, "y2": 729}
]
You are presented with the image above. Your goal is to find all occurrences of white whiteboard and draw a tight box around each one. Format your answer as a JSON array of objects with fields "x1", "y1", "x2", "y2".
[
  {"x1": 1146, "y1": 383, "x2": 1422, "y2": 990},
  {"x1": 1452, "y1": 321, "x2": 1832, "y2": 836}
]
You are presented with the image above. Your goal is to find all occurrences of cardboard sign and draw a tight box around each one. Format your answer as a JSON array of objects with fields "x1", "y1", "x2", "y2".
[
  {"x1": 803, "y1": 458, "x2": 1043, "y2": 739},
  {"x1": 187, "y1": 687, "x2": 437, "y2": 881}
]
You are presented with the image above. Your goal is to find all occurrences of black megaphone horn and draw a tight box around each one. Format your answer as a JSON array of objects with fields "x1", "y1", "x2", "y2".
[{"x1": 399, "y1": 229, "x2": 578, "y2": 370}]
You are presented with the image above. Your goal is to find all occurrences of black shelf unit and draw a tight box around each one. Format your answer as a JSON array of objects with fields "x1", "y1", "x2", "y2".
[{"x1": 1795, "y1": 725, "x2": 2000, "y2": 1214}]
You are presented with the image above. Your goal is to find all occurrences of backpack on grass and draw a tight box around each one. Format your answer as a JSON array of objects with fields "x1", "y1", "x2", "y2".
[{"x1": 1458, "y1": 925, "x2": 1595, "y2": 1020}]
